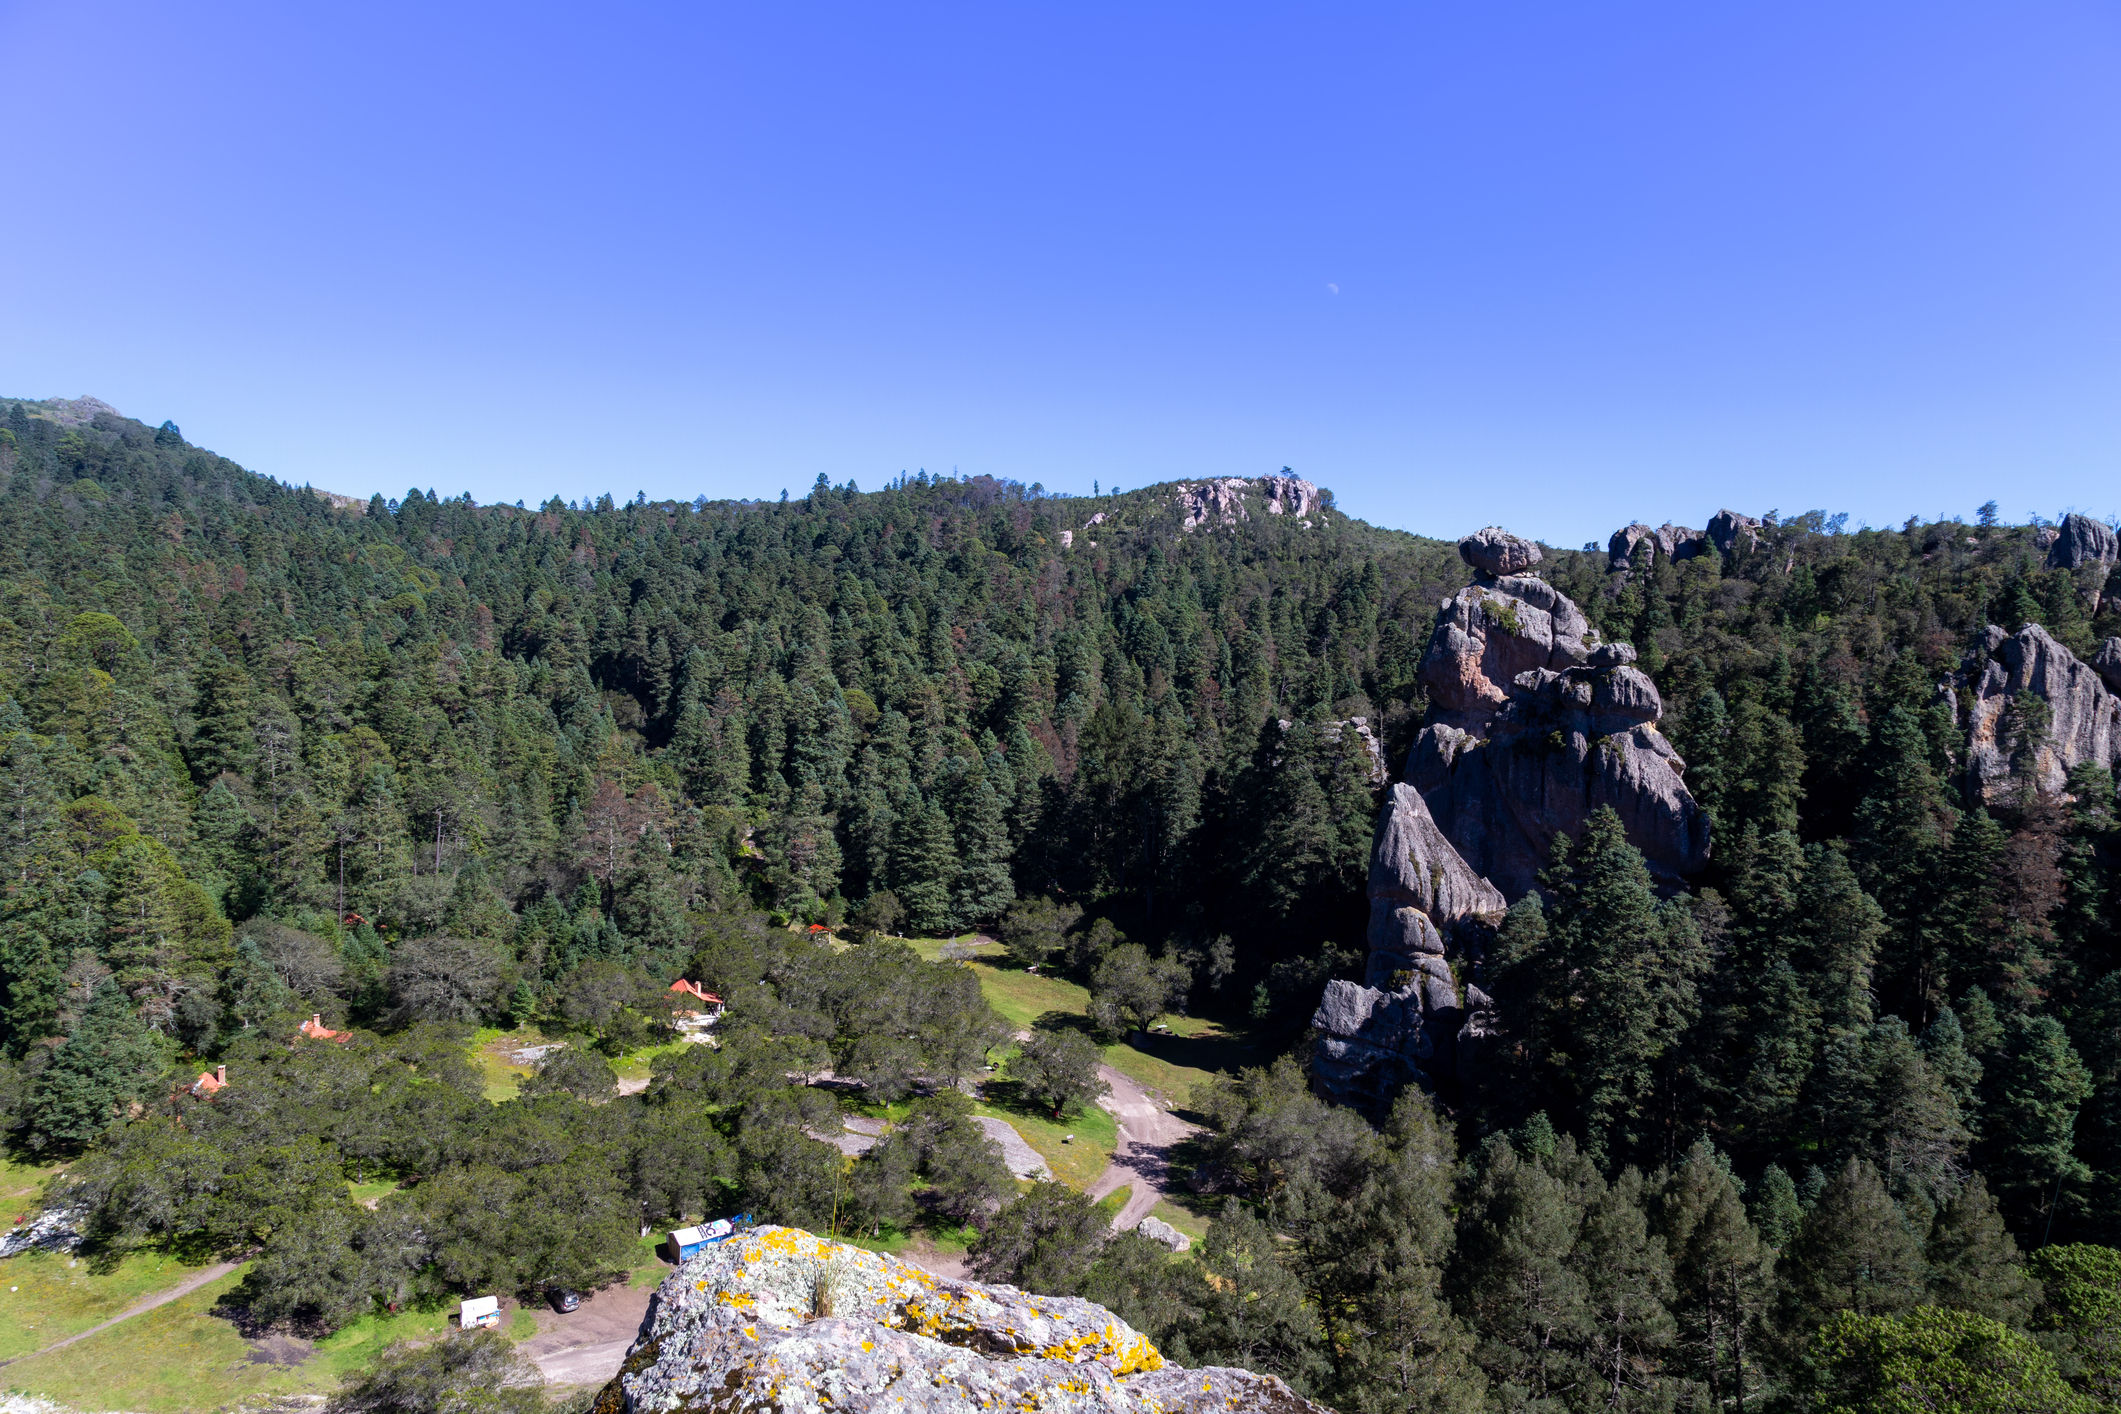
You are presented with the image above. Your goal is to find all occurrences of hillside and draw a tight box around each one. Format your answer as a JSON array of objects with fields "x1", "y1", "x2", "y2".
[{"x1": 6, "y1": 394, "x2": 2121, "y2": 1412}]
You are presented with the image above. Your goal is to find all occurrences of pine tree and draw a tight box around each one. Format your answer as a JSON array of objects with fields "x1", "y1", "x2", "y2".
[
  {"x1": 1450, "y1": 1136, "x2": 1592, "y2": 1401},
  {"x1": 890, "y1": 794, "x2": 958, "y2": 936},
  {"x1": 1982, "y1": 1015, "x2": 2092, "y2": 1237},
  {"x1": 949, "y1": 769, "x2": 1015, "y2": 927},
  {"x1": 1660, "y1": 1142, "x2": 1771, "y2": 1413},
  {"x1": 1775, "y1": 1157, "x2": 1928, "y2": 1343},
  {"x1": 1926, "y1": 1175, "x2": 2036, "y2": 1325},
  {"x1": 26, "y1": 970, "x2": 165, "y2": 1152}
]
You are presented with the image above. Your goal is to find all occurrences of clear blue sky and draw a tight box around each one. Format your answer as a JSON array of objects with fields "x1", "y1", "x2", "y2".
[{"x1": 2, "y1": 2, "x2": 2116, "y2": 547}]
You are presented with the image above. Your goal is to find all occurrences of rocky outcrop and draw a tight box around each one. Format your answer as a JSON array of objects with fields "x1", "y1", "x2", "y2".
[
  {"x1": 2046, "y1": 513, "x2": 2119, "y2": 572},
  {"x1": 0, "y1": 1205, "x2": 83, "y2": 1258},
  {"x1": 1707, "y1": 509, "x2": 1763, "y2": 557},
  {"x1": 1459, "y1": 526, "x2": 1542, "y2": 578},
  {"x1": 1173, "y1": 476, "x2": 1317, "y2": 531},
  {"x1": 1607, "y1": 522, "x2": 1705, "y2": 571},
  {"x1": 1313, "y1": 541, "x2": 1709, "y2": 1110},
  {"x1": 1279, "y1": 716, "x2": 1387, "y2": 785},
  {"x1": 594, "y1": 1225, "x2": 1328, "y2": 1414},
  {"x1": 1965, "y1": 624, "x2": 2121, "y2": 805},
  {"x1": 2094, "y1": 638, "x2": 2121, "y2": 697}
]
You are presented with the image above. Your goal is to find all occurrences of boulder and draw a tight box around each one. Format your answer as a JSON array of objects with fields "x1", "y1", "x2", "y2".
[
  {"x1": 2046, "y1": 513, "x2": 2119, "y2": 572},
  {"x1": 1421, "y1": 577, "x2": 1596, "y2": 734},
  {"x1": 1707, "y1": 509, "x2": 1763, "y2": 557},
  {"x1": 1134, "y1": 1216, "x2": 1191, "y2": 1253},
  {"x1": 1964, "y1": 623, "x2": 2121, "y2": 804},
  {"x1": 1459, "y1": 527, "x2": 1542, "y2": 578},
  {"x1": 595, "y1": 1225, "x2": 1330, "y2": 1414}
]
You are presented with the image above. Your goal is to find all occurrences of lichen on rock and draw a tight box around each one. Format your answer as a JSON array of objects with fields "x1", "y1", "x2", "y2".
[{"x1": 595, "y1": 1225, "x2": 1332, "y2": 1413}]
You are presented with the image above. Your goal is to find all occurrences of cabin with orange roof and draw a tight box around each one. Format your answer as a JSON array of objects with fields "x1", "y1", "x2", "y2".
[
  {"x1": 297, "y1": 1013, "x2": 352, "y2": 1043},
  {"x1": 189, "y1": 1064, "x2": 227, "y2": 1098},
  {"x1": 667, "y1": 979, "x2": 724, "y2": 1042}
]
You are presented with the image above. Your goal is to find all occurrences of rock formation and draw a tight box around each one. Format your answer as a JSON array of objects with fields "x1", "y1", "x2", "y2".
[
  {"x1": 1607, "y1": 522, "x2": 1705, "y2": 571},
  {"x1": 2046, "y1": 513, "x2": 2119, "y2": 573},
  {"x1": 1173, "y1": 476, "x2": 1318, "y2": 531},
  {"x1": 1313, "y1": 528, "x2": 1709, "y2": 1110},
  {"x1": 594, "y1": 1224, "x2": 1328, "y2": 1414},
  {"x1": 1964, "y1": 623, "x2": 2121, "y2": 805},
  {"x1": 1458, "y1": 525, "x2": 1542, "y2": 577},
  {"x1": 1706, "y1": 509, "x2": 1763, "y2": 557}
]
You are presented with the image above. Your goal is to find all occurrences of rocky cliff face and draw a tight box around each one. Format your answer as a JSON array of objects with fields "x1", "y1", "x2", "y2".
[
  {"x1": 1607, "y1": 521, "x2": 1705, "y2": 571},
  {"x1": 1173, "y1": 476, "x2": 1317, "y2": 530},
  {"x1": 1313, "y1": 529, "x2": 1709, "y2": 1110},
  {"x1": 594, "y1": 1225, "x2": 1329, "y2": 1414},
  {"x1": 1965, "y1": 623, "x2": 2121, "y2": 805}
]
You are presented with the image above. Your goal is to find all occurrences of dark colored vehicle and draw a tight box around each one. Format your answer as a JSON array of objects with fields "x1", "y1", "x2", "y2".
[{"x1": 550, "y1": 1290, "x2": 582, "y2": 1313}]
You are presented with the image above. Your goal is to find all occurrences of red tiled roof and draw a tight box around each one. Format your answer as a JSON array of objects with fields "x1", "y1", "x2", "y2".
[
  {"x1": 297, "y1": 1013, "x2": 352, "y2": 1043},
  {"x1": 189, "y1": 1067, "x2": 226, "y2": 1097}
]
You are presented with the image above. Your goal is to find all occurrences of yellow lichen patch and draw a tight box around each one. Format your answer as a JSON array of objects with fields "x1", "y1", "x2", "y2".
[
  {"x1": 861, "y1": 1339, "x2": 875, "y2": 1352},
  {"x1": 718, "y1": 1290, "x2": 757, "y2": 1309}
]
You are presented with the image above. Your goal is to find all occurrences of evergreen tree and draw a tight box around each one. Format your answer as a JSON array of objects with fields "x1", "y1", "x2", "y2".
[{"x1": 26, "y1": 969, "x2": 165, "y2": 1152}]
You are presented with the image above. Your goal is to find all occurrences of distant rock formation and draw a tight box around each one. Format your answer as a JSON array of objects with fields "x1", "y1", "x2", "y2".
[
  {"x1": 1173, "y1": 475, "x2": 1317, "y2": 530},
  {"x1": 1607, "y1": 522, "x2": 1705, "y2": 571},
  {"x1": 1964, "y1": 624, "x2": 2121, "y2": 805},
  {"x1": 1313, "y1": 528, "x2": 1709, "y2": 1111},
  {"x1": 595, "y1": 1225, "x2": 1329, "y2": 1414},
  {"x1": 1706, "y1": 509, "x2": 1763, "y2": 558},
  {"x1": 2047, "y1": 513, "x2": 2119, "y2": 573}
]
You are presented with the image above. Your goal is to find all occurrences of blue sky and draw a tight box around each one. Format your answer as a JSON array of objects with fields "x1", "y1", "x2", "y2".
[{"x1": 1, "y1": 2, "x2": 2116, "y2": 547}]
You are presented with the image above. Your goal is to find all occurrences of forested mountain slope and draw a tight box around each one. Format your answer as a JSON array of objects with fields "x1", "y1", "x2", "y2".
[{"x1": 10, "y1": 395, "x2": 2121, "y2": 1412}]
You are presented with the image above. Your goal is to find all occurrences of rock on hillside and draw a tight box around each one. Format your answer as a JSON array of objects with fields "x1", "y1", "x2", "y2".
[
  {"x1": 1414, "y1": 539, "x2": 1708, "y2": 895},
  {"x1": 593, "y1": 1225, "x2": 1331, "y2": 1414},
  {"x1": 1173, "y1": 475, "x2": 1317, "y2": 530},
  {"x1": 1607, "y1": 521, "x2": 1705, "y2": 571},
  {"x1": 2046, "y1": 512, "x2": 2119, "y2": 572},
  {"x1": 1314, "y1": 528, "x2": 1709, "y2": 1110},
  {"x1": 1964, "y1": 623, "x2": 2121, "y2": 805}
]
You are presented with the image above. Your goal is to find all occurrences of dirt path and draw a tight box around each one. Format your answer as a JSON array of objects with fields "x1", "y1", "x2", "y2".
[
  {"x1": 523, "y1": 1281, "x2": 655, "y2": 1387},
  {"x1": 0, "y1": 1259, "x2": 243, "y2": 1367},
  {"x1": 1085, "y1": 1064, "x2": 1198, "y2": 1234}
]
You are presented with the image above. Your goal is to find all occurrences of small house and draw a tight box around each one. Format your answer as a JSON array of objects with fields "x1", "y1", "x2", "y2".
[
  {"x1": 665, "y1": 1226, "x2": 709, "y2": 1262},
  {"x1": 460, "y1": 1295, "x2": 501, "y2": 1329},
  {"x1": 664, "y1": 1217, "x2": 746, "y2": 1262},
  {"x1": 668, "y1": 980, "x2": 725, "y2": 1042},
  {"x1": 297, "y1": 1014, "x2": 352, "y2": 1044},
  {"x1": 189, "y1": 1065, "x2": 226, "y2": 1099}
]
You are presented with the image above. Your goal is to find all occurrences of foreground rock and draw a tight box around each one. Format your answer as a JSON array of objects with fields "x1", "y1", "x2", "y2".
[
  {"x1": 595, "y1": 1225, "x2": 1330, "y2": 1414},
  {"x1": 1965, "y1": 623, "x2": 2121, "y2": 804}
]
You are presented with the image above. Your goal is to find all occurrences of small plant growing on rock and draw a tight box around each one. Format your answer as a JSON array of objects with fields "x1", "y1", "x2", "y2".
[{"x1": 809, "y1": 1258, "x2": 853, "y2": 1318}]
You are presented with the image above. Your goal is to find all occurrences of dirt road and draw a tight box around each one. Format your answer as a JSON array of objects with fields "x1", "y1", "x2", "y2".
[
  {"x1": 523, "y1": 1281, "x2": 654, "y2": 1388},
  {"x1": 1085, "y1": 1065, "x2": 1198, "y2": 1234},
  {"x1": 0, "y1": 1259, "x2": 243, "y2": 1368}
]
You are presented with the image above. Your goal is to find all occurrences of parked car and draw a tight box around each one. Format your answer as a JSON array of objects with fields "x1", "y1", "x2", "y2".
[{"x1": 550, "y1": 1289, "x2": 582, "y2": 1313}]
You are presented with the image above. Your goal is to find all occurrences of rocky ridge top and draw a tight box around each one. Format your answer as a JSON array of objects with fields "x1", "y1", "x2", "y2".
[{"x1": 594, "y1": 1225, "x2": 1330, "y2": 1414}]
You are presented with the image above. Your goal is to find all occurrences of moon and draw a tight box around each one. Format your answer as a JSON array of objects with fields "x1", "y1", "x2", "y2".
[{"x1": 1326, "y1": 283, "x2": 1339, "y2": 295}]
